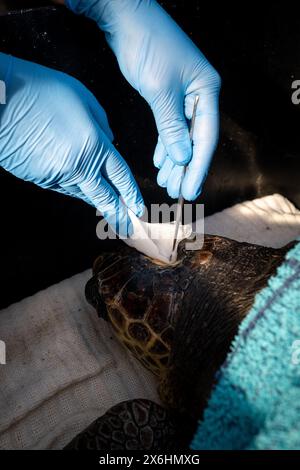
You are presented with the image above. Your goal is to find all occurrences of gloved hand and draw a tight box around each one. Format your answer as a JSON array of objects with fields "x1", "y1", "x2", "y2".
[
  {"x1": 0, "y1": 53, "x2": 144, "y2": 236},
  {"x1": 63, "y1": 0, "x2": 221, "y2": 200}
]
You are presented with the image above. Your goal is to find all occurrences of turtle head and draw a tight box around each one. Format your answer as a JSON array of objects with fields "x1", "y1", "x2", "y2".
[
  {"x1": 84, "y1": 243, "x2": 197, "y2": 376},
  {"x1": 85, "y1": 238, "x2": 214, "y2": 328}
]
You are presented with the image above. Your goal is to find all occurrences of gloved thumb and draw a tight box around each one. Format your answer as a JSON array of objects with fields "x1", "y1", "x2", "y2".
[{"x1": 152, "y1": 94, "x2": 192, "y2": 166}]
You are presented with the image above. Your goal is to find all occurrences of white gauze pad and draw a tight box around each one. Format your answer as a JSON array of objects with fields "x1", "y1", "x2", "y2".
[{"x1": 124, "y1": 210, "x2": 193, "y2": 263}]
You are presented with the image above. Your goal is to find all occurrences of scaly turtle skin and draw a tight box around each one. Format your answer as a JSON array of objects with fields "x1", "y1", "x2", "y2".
[
  {"x1": 64, "y1": 399, "x2": 183, "y2": 451},
  {"x1": 86, "y1": 235, "x2": 292, "y2": 416}
]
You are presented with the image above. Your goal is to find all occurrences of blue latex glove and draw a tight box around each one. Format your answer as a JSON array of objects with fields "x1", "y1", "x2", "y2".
[
  {"x1": 0, "y1": 53, "x2": 144, "y2": 236},
  {"x1": 64, "y1": 0, "x2": 221, "y2": 200}
]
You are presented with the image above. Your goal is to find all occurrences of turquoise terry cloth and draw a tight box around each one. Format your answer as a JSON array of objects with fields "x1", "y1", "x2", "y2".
[{"x1": 191, "y1": 240, "x2": 300, "y2": 450}]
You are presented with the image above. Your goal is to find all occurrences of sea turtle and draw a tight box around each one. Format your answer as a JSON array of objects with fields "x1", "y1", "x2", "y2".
[
  {"x1": 86, "y1": 235, "x2": 293, "y2": 417},
  {"x1": 64, "y1": 235, "x2": 293, "y2": 450}
]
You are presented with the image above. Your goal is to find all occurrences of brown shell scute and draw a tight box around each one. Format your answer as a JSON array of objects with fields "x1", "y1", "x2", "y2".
[
  {"x1": 128, "y1": 322, "x2": 151, "y2": 343},
  {"x1": 119, "y1": 278, "x2": 154, "y2": 320}
]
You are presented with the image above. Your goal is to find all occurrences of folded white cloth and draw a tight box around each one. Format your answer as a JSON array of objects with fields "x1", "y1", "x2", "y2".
[
  {"x1": 0, "y1": 193, "x2": 299, "y2": 449},
  {"x1": 204, "y1": 193, "x2": 300, "y2": 248}
]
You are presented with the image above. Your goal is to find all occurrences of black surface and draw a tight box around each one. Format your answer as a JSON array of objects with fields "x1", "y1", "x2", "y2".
[{"x1": 0, "y1": 1, "x2": 299, "y2": 307}]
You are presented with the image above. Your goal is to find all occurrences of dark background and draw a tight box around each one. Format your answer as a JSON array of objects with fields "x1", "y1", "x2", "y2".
[{"x1": 0, "y1": 1, "x2": 299, "y2": 308}]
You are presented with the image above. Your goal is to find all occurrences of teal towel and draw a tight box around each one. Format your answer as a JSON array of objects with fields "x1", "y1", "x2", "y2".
[{"x1": 191, "y1": 240, "x2": 300, "y2": 450}]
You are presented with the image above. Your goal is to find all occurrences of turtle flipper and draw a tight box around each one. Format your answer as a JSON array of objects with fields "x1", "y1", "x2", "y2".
[{"x1": 64, "y1": 399, "x2": 182, "y2": 451}]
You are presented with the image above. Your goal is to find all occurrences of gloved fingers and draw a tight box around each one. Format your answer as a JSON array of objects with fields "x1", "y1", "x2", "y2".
[
  {"x1": 101, "y1": 143, "x2": 144, "y2": 217},
  {"x1": 57, "y1": 184, "x2": 92, "y2": 205},
  {"x1": 50, "y1": 182, "x2": 91, "y2": 204},
  {"x1": 157, "y1": 157, "x2": 185, "y2": 199},
  {"x1": 79, "y1": 175, "x2": 133, "y2": 237},
  {"x1": 157, "y1": 156, "x2": 175, "y2": 188},
  {"x1": 86, "y1": 91, "x2": 114, "y2": 142},
  {"x1": 166, "y1": 164, "x2": 185, "y2": 199},
  {"x1": 153, "y1": 136, "x2": 167, "y2": 169},
  {"x1": 180, "y1": 93, "x2": 219, "y2": 201},
  {"x1": 184, "y1": 93, "x2": 201, "y2": 120},
  {"x1": 185, "y1": 90, "x2": 219, "y2": 120},
  {"x1": 181, "y1": 117, "x2": 218, "y2": 201},
  {"x1": 152, "y1": 93, "x2": 192, "y2": 166}
]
